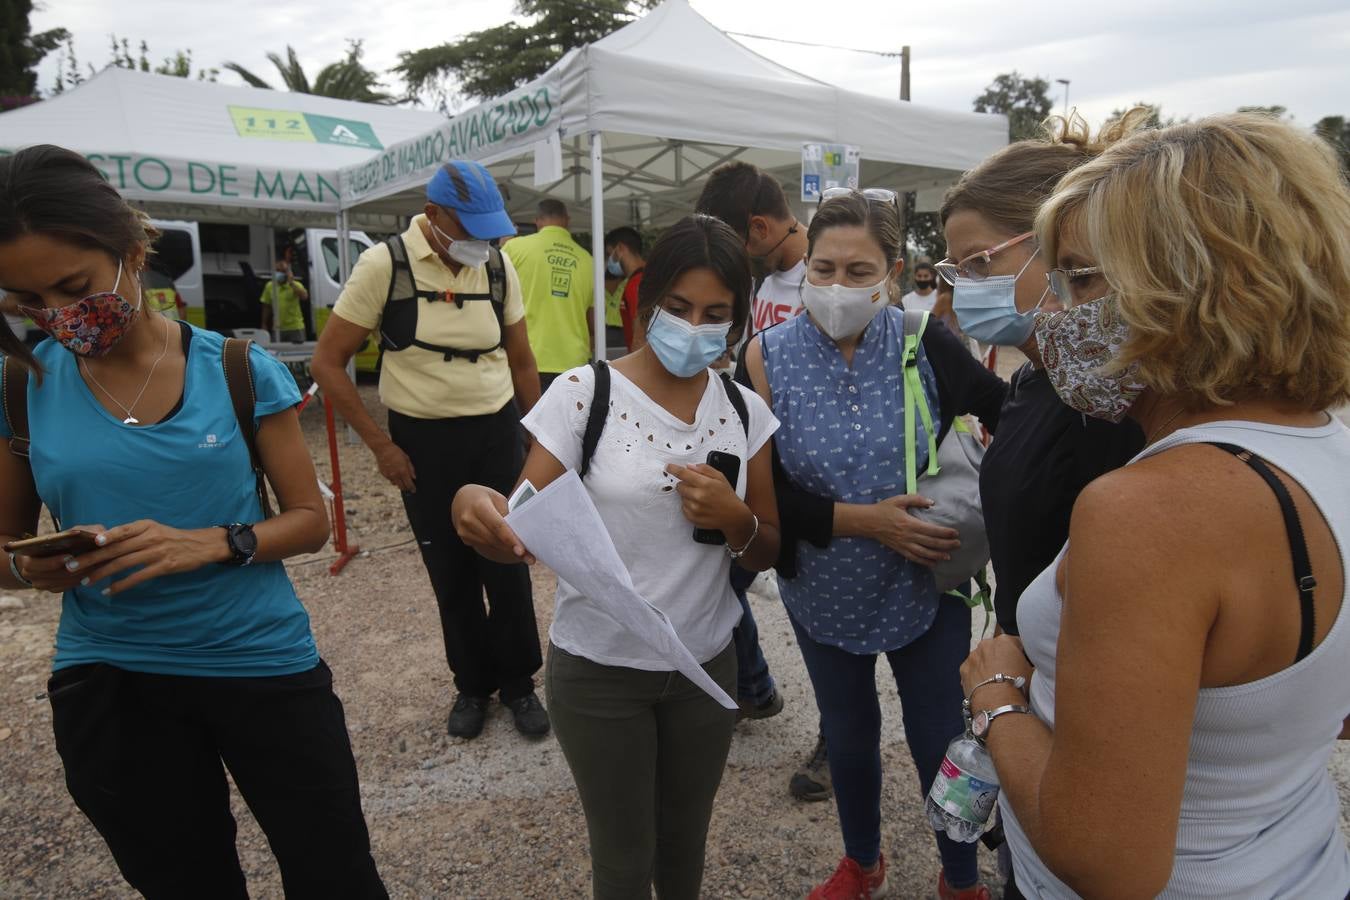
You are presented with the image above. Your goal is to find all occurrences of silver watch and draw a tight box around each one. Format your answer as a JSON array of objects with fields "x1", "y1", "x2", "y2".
[{"x1": 971, "y1": 704, "x2": 1031, "y2": 741}]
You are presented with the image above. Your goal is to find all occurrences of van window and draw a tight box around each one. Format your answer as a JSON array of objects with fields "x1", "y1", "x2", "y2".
[
  {"x1": 321, "y1": 238, "x2": 370, "y2": 282},
  {"x1": 200, "y1": 223, "x2": 250, "y2": 255},
  {"x1": 151, "y1": 229, "x2": 195, "y2": 281}
]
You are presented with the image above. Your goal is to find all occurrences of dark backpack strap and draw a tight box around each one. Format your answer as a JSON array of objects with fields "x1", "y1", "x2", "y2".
[
  {"x1": 2, "y1": 356, "x2": 31, "y2": 459},
  {"x1": 579, "y1": 360, "x2": 611, "y2": 479},
  {"x1": 717, "y1": 371, "x2": 750, "y2": 438},
  {"x1": 1208, "y1": 442, "x2": 1316, "y2": 663},
  {"x1": 222, "y1": 338, "x2": 275, "y2": 520}
]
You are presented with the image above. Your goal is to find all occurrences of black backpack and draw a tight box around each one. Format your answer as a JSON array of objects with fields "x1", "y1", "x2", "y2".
[
  {"x1": 379, "y1": 235, "x2": 507, "y2": 363},
  {"x1": 579, "y1": 360, "x2": 750, "y2": 478}
]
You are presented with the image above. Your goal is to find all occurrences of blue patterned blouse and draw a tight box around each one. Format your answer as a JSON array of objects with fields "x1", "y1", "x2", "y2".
[{"x1": 762, "y1": 307, "x2": 942, "y2": 654}]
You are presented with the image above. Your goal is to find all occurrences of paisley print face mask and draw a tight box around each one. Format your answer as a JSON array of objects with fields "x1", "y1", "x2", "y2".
[
  {"x1": 1035, "y1": 294, "x2": 1145, "y2": 423},
  {"x1": 20, "y1": 259, "x2": 142, "y2": 357}
]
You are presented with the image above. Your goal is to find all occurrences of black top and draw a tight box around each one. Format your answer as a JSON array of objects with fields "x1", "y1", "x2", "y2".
[
  {"x1": 741, "y1": 317, "x2": 1008, "y2": 578},
  {"x1": 980, "y1": 363, "x2": 1145, "y2": 634}
]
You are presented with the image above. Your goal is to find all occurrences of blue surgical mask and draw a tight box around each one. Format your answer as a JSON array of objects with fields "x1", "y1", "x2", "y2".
[
  {"x1": 952, "y1": 251, "x2": 1048, "y2": 346},
  {"x1": 272, "y1": 271, "x2": 286, "y2": 283},
  {"x1": 646, "y1": 308, "x2": 732, "y2": 378},
  {"x1": 606, "y1": 255, "x2": 624, "y2": 278}
]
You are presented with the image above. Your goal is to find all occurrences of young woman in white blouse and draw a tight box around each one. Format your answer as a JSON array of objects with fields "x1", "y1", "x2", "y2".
[{"x1": 453, "y1": 214, "x2": 780, "y2": 900}]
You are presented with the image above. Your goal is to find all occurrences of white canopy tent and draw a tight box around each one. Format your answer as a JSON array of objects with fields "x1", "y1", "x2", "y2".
[
  {"x1": 338, "y1": 0, "x2": 1007, "y2": 358},
  {"x1": 0, "y1": 67, "x2": 447, "y2": 231}
]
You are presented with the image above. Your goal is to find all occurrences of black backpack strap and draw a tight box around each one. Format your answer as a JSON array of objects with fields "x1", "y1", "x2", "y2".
[
  {"x1": 717, "y1": 371, "x2": 750, "y2": 438},
  {"x1": 1208, "y1": 442, "x2": 1316, "y2": 663},
  {"x1": 383, "y1": 235, "x2": 506, "y2": 363},
  {"x1": 579, "y1": 360, "x2": 611, "y2": 479},
  {"x1": 2, "y1": 356, "x2": 31, "y2": 459},
  {"x1": 222, "y1": 338, "x2": 274, "y2": 520}
]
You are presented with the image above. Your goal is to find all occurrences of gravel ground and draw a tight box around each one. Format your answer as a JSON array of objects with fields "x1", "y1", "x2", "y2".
[{"x1": 3, "y1": 366, "x2": 1349, "y2": 899}]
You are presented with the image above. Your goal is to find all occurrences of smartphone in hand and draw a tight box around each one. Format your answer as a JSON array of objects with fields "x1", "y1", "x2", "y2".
[
  {"x1": 692, "y1": 451, "x2": 742, "y2": 545},
  {"x1": 4, "y1": 529, "x2": 102, "y2": 558}
]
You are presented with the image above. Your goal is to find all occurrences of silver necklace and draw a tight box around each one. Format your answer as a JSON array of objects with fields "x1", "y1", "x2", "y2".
[{"x1": 80, "y1": 317, "x2": 172, "y2": 425}]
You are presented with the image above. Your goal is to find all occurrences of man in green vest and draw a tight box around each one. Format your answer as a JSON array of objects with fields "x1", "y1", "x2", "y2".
[
  {"x1": 260, "y1": 258, "x2": 309, "y2": 343},
  {"x1": 503, "y1": 199, "x2": 594, "y2": 393}
]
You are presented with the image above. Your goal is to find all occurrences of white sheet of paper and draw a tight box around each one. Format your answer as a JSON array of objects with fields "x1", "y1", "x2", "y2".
[{"x1": 505, "y1": 471, "x2": 737, "y2": 710}]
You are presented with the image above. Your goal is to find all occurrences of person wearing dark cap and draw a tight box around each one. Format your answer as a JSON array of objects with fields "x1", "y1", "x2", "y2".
[{"x1": 312, "y1": 160, "x2": 548, "y2": 741}]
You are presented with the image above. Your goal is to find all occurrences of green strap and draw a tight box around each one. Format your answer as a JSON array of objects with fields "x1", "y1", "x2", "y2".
[
  {"x1": 946, "y1": 568, "x2": 995, "y2": 637},
  {"x1": 901, "y1": 311, "x2": 940, "y2": 494}
]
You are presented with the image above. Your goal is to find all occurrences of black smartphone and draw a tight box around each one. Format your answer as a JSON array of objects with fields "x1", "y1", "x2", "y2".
[{"x1": 693, "y1": 450, "x2": 742, "y2": 545}]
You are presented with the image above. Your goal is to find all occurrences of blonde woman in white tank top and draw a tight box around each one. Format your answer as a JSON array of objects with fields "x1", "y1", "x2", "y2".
[{"x1": 957, "y1": 113, "x2": 1350, "y2": 898}]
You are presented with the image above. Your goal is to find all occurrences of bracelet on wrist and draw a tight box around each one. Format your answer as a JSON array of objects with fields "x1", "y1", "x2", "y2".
[
  {"x1": 726, "y1": 513, "x2": 759, "y2": 559},
  {"x1": 8, "y1": 552, "x2": 33, "y2": 589},
  {"x1": 963, "y1": 673, "x2": 1027, "y2": 712}
]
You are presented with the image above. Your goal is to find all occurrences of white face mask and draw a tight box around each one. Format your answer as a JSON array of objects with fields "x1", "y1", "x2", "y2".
[
  {"x1": 430, "y1": 219, "x2": 491, "y2": 267},
  {"x1": 799, "y1": 276, "x2": 889, "y2": 340}
]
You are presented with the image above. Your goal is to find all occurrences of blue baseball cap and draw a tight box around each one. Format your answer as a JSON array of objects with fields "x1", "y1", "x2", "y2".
[{"x1": 427, "y1": 160, "x2": 516, "y2": 239}]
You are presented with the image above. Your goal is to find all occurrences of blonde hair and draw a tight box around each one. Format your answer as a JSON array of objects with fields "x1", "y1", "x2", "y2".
[
  {"x1": 940, "y1": 107, "x2": 1154, "y2": 234},
  {"x1": 1038, "y1": 113, "x2": 1350, "y2": 411}
]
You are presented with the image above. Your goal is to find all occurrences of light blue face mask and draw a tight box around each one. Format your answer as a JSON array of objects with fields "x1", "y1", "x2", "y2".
[
  {"x1": 606, "y1": 255, "x2": 624, "y2": 278},
  {"x1": 952, "y1": 250, "x2": 1049, "y2": 346},
  {"x1": 646, "y1": 308, "x2": 732, "y2": 378}
]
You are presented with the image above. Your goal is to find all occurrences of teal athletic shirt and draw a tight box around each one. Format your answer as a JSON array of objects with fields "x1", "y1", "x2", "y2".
[{"x1": 0, "y1": 323, "x2": 318, "y2": 677}]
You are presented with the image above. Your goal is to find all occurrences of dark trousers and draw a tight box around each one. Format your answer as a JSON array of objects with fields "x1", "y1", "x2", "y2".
[
  {"x1": 388, "y1": 404, "x2": 542, "y2": 702},
  {"x1": 789, "y1": 596, "x2": 979, "y2": 888},
  {"x1": 730, "y1": 565, "x2": 776, "y2": 705},
  {"x1": 47, "y1": 660, "x2": 386, "y2": 899},
  {"x1": 546, "y1": 643, "x2": 738, "y2": 900}
]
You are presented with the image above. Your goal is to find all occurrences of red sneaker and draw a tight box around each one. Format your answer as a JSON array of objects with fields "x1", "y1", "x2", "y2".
[
  {"x1": 937, "y1": 870, "x2": 992, "y2": 900},
  {"x1": 808, "y1": 854, "x2": 888, "y2": 899}
]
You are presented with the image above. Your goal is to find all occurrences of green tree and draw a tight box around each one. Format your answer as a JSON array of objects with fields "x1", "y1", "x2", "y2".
[
  {"x1": 223, "y1": 41, "x2": 392, "y2": 103},
  {"x1": 1, "y1": 0, "x2": 68, "y2": 108},
  {"x1": 1237, "y1": 104, "x2": 1291, "y2": 120},
  {"x1": 395, "y1": 0, "x2": 655, "y2": 110},
  {"x1": 105, "y1": 35, "x2": 217, "y2": 81},
  {"x1": 973, "y1": 71, "x2": 1054, "y2": 142},
  {"x1": 1314, "y1": 115, "x2": 1350, "y2": 173}
]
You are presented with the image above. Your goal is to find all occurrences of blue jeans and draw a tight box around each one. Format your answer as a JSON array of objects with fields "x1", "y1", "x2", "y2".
[
  {"x1": 730, "y1": 566, "x2": 776, "y2": 706},
  {"x1": 789, "y1": 595, "x2": 978, "y2": 888}
]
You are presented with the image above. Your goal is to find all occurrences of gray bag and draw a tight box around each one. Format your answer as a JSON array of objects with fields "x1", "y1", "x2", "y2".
[{"x1": 900, "y1": 311, "x2": 992, "y2": 604}]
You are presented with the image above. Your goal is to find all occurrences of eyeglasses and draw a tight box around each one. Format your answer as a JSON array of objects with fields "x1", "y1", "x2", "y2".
[
  {"x1": 935, "y1": 231, "x2": 1035, "y2": 284},
  {"x1": 1046, "y1": 265, "x2": 1103, "y2": 301}
]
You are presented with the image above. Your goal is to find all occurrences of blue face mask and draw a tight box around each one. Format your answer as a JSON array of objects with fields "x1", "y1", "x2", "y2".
[
  {"x1": 646, "y1": 308, "x2": 732, "y2": 378},
  {"x1": 606, "y1": 255, "x2": 624, "y2": 278},
  {"x1": 951, "y1": 250, "x2": 1048, "y2": 346}
]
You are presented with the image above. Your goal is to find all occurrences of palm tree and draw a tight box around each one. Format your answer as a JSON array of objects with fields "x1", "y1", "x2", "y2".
[{"x1": 223, "y1": 41, "x2": 393, "y2": 104}]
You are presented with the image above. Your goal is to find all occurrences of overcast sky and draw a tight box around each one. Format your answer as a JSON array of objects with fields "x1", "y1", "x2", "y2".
[{"x1": 31, "y1": 0, "x2": 1350, "y2": 127}]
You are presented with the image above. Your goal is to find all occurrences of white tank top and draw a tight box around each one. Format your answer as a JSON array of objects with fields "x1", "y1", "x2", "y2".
[{"x1": 1001, "y1": 418, "x2": 1350, "y2": 898}]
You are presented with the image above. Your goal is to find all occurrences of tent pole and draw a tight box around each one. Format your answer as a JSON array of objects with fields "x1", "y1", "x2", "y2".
[
  {"x1": 590, "y1": 131, "x2": 606, "y2": 362},
  {"x1": 336, "y1": 210, "x2": 359, "y2": 445}
]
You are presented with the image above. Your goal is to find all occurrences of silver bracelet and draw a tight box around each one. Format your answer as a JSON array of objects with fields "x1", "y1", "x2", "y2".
[
  {"x1": 726, "y1": 514, "x2": 760, "y2": 559},
  {"x1": 8, "y1": 552, "x2": 33, "y2": 589},
  {"x1": 963, "y1": 673, "x2": 1027, "y2": 708}
]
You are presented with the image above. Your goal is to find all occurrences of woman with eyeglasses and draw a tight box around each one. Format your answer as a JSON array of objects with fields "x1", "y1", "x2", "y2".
[
  {"x1": 743, "y1": 188, "x2": 1004, "y2": 900},
  {"x1": 961, "y1": 112, "x2": 1350, "y2": 899},
  {"x1": 937, "y1": 111, "x2": 1149, "y2": 639}
]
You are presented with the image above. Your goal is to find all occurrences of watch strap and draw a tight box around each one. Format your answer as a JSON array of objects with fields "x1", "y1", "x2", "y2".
[{"x1": 977, "y1": 703, "x2": 1031, "y2": 738}]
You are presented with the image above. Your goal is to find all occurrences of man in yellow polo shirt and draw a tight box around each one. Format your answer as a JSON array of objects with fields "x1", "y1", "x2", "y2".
[
  {"x1": 312, "y1": 160, "x2": 548, "y2": 742},
  {"x1": 503, "y1": 199, "x2": 594, "y2": 392},
  {"x1": 260, "y1": 258, "x2": 309, "y2": 342}
]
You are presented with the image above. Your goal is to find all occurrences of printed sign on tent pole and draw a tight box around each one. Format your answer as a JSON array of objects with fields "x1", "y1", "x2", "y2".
[{"x1": 801, "y1": 142, "x2": 860, "y2": 202}]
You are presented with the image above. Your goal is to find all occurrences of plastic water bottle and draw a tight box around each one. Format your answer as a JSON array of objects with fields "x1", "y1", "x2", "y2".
[{"x1": 926, "y1": 724, "x2": 1001, "y2": 843}]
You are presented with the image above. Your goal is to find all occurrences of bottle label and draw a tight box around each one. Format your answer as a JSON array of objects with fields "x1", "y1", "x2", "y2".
[{"x1": 930, "y1": 756, "x2": 999, "y2": 825}]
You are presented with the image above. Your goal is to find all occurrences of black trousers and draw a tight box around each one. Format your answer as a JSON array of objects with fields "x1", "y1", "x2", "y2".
[
  {"x1": 47, "y1": 660, "x2": 386, "y2": 899},
  {"x1": 388, "y1": 403, "x2": 542, "y2": 702}
]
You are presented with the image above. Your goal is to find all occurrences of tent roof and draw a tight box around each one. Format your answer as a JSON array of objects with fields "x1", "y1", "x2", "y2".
[
  {"x1": 0, "y1": 68, "x2": 446, "y2": 227},
  {"x1": 340, "y1": 0, "x2": 1006, "y2": 224}
]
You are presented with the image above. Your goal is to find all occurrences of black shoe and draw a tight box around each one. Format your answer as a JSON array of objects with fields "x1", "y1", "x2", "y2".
[
  {"x1": 736, "y1": 688, "x2": 785, "y2": 722},
  {"x1": 504, "y1": 691, "x2": 551, "y2": 737},
  {"x1": 447, "y1": 694, "x2": 489, "y2": 739},
  {"x1": 789, "y1": 733, "x2": 832, "y2": 802}
]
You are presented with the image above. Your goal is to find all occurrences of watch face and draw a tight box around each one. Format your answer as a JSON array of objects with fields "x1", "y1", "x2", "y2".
[{"x1": 972, "y1": 710, "x2": 991, "y2": 739}]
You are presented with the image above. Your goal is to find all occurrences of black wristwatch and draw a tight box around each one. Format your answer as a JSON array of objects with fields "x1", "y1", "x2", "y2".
[{"x1": 218, "y1": 523, "x2": 258, "y2": 567}]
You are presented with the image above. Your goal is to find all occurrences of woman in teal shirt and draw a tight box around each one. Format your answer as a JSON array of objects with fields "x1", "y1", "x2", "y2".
[{"x1": 0, "y1": 145, "x2": 386, "y2": 898}]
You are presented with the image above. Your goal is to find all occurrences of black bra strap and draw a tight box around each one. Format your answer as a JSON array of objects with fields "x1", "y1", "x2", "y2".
[{"x1": 1208, "y1": 442, "x2": 1317, "y2": 663}]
